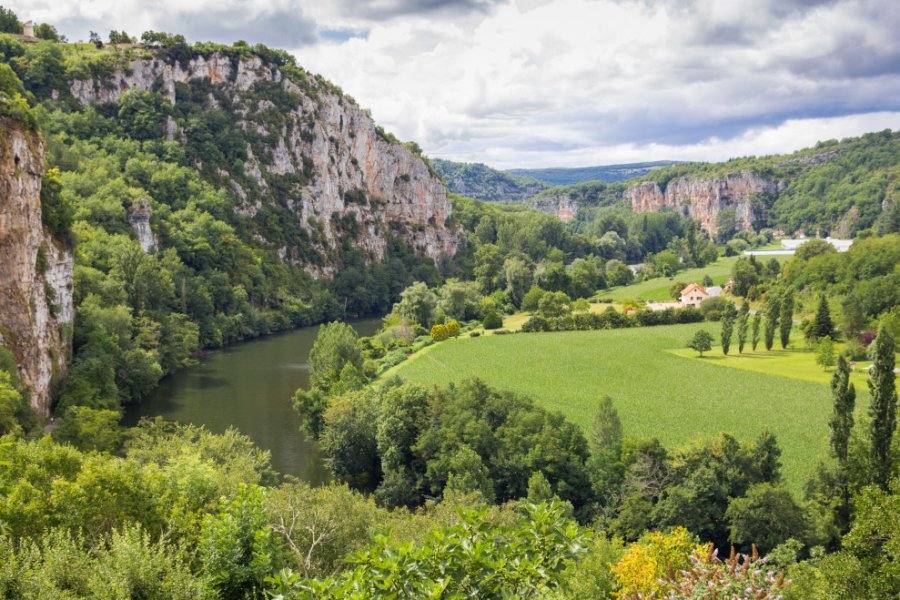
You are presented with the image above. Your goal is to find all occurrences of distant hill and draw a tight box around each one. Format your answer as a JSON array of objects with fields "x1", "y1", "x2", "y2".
[
  {"x1": 508, "y1": 161, "x2": 682, "y2": 186},
  {"x1": 432, "y1": 159, "x2": 548, "y2": 202}
]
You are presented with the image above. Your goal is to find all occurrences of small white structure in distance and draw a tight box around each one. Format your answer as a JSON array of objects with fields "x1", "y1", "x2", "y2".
[
  {"x1": 23, "y1": 21, "x2": 34, "y2": 37},
  {"x1": 745, "y1": 237, "x2": 853, "y2": 256}
]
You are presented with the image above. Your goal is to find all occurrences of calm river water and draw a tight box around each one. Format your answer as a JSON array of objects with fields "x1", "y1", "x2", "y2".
[{"x1": 123, "y1": 318, "x2": 381, "y2": 483}]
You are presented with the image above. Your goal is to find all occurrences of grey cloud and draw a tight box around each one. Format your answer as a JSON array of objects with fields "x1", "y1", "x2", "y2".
[{"x1": 334, "y1": 0, "x2": 505, "y2": 20}]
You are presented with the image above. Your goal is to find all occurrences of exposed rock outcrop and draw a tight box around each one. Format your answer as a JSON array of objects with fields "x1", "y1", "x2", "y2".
[
  {"x1": 69, "y1": 54, "x2": 460, "y2": 273},
  {"x1": 529, "y1": 195, "x2": 577, "y2": 223},
  {"x1": 0, "y1": 119, "x2": 74, "y2": 418},
  {"x1": 625, "y1": 172, "x2": 783, "y2": 235},
  {"x1": 128, "y1": 197, "x2": 158, "y2": 253}
]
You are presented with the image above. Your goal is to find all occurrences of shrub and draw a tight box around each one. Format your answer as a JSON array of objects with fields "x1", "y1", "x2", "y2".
[
  {"x1": 445, "y1": 320, "x2": 461, "y2": 338},
  {"x1": 430, "y1": 323, "x2": 449, "y2": 341},
  {"x1": 483, "y1": 311, "x2": 502, "y2": 330}
]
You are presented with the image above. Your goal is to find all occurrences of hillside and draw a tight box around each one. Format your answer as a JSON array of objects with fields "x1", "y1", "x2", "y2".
[
  {"x1": 508, "y1": 161, "x2": 681, "y2": 186},
  {"x1": 528, "y1": 132, "x2": 900, "y2": 237},
  {"x1": 0, "y1": 33, "x2": 460, "y2": 412},
  {"x1": 432, "y1": 158, "x2": 548, "y2": 202}
]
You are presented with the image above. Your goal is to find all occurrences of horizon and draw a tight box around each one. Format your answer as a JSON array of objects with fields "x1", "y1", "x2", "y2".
[{"x1": 8, "y1": 0, "x2": 900, "y2": 169}]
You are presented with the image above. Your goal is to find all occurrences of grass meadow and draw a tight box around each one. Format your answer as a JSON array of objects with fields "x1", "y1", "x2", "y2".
[
  {"x1": 603, "y1": 254, "x2": 791, "y2": 302},
  {"x1": 389, "y1": 322, "x2": 854, "y2": 494}
]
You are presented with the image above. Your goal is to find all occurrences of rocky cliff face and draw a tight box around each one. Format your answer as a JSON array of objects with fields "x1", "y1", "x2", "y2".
[
  {"x1": 0, "y1": 119, "x2": 74, "y2": 418},
  {"x1": 69, "y1": 53, "x2": 460, "y2": 274},
  {"x1": 624, "y1": 173, "x2": 783, "y2": 235},
  {"x1": 529, "y1": 195, "x2": 577, "y2": 223}
]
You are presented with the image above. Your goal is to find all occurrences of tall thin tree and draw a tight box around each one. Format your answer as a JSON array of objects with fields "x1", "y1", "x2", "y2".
[
  {"x1": 721, "y1": 302, "x2": 736, "y2": 355},
  {"x1": 779, "y1": 291, "x2": 794, "y2": 349},
  {"x1": 751, "y1": 312, "x2": 762, "y2": 351},
  {"x1": 868, "y1": 325, "x2": 897, "y2": 489},
  {"x1": 764, "y1": 294, "x2": 780, "y2": 351},
  {"x1": 737, "y1": 301, "x2": 750, "y2": 353},
  {"x1": 829, "y1": 354, "x2": 856, "y2": 465}
]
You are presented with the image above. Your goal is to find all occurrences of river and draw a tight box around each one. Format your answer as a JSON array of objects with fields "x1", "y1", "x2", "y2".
[{"x1": 123, "y1": 318, "x2": 382, "y2": 482}]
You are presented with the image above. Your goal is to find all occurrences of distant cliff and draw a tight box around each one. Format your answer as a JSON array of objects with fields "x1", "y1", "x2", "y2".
[
  {"x1": 432, "y1": 159, "x2": 548, "y2": 203},
  {"x1": 69, "y1": 52, "x2": 460, "y2": 274},
  {"x1": 0, "y1": 118, "x2": 73, "y2": 418},
  {"x1": 624, "y1": 172, "x2": 783, "y2": 236}
]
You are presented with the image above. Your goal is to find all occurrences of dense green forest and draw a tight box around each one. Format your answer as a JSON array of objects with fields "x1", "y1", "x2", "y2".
[
  {"x1": 432, "y1": 158, "x2": 548, "y2": 202},
  {"x1": 509, "y1": 160, "x2": 682, "y2": 185}
]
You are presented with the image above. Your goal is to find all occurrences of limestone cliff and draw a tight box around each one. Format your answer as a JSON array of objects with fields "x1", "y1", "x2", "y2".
[
  {"x1": 69, "y1": 53, "x2": 460, "y2": 274},
  {"x1": 529, "y1": 195, "x2": 578, "y2": 223},
  {"x1": 624, "y1": 172, "x2": 783, "y2": 235},
  {"x1": 0, "y1": 118, "x2": 74, "y2": 418}
]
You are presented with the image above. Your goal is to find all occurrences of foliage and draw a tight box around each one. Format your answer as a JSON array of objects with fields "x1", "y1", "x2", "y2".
[
  {"x1": 867, "y1": 325, "x2": 897, "y2": 488},
  {"x1": 0, "y1": 6, "x2": 20, "y2": 34},
  {"x1": 483, "y1": 310, "x2": 502, "y2": 329},
  {"x1": 662, "y1": 544, "x2": 790, "y2": 598},
  {"x1": 292, "y1": 502, "x2": 588, "y2": 598},
  {"x1": 829, "y1": 355, "x2": 855, "y2": 464},
  {"x1": 780, "y1": 291, "x2": 795, "y2": 349},
  {"x1": 725, "y1": 483, "x2": 807, "y2": 552},
  {"x1": 815, "y1": 337, "x2": 836, "y2": 370},
  {"x1": 200, "y1": 484, "x2": 275, "y2": 598},
  {"x1": 812, "y1": 293, "x2": 834, "y2": 340},
  {"x1": 688, "y1": 329, "x2": 713, "y2": 356},
  {"x1": 611, "y1": 527, "x2": 701, "y2": 598},
  {"x1": 720, "y1": 301, "x2": 736, "y2": 355},
  {"x1": 52, "y1": 406, "x2": 122, "y2": 452}
]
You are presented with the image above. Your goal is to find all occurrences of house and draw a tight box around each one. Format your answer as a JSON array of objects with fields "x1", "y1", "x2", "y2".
[
  {"x1": 23, "y1": 21, "x2": 34, "y2": 38},
  {"x1": 679, "y1": 283, "x2": 709, "y2": 308}
]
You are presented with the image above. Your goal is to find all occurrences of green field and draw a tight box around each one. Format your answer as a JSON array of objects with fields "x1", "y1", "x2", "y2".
[
  {"x1": 603, "y1": 255, "x2": 790, "y2": 302},
  {"x1": 389, "y1": 323, "x2": 847, "y2": 494}
]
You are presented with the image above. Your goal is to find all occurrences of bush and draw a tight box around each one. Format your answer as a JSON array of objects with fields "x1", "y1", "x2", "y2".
[{"x1": 483, "y1": 311, "x2": 502, "y2": 330}]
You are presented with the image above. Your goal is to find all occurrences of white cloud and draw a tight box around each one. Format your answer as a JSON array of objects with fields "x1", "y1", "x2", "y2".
[{"x1": 7, "y1": 0, "x2": 900, "y2": 168}]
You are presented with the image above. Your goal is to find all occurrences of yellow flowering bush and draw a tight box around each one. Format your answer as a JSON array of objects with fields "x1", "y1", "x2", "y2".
[{"x1": 612, "y1": 527, "x2": 703, "y2": 598}]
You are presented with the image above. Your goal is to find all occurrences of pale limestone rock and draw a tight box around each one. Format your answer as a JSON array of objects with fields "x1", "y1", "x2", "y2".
[{"x1": 0, "y1": 121, "x2": 74, "y2": 418}]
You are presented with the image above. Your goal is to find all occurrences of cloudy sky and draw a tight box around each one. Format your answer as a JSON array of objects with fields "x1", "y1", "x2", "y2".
[{"x1": 11, "y1": 0, "x2": 900, "y2": 168}]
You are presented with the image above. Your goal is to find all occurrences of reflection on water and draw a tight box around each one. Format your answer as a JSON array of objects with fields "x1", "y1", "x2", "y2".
[{"x1": 124, "y1": 319, "x2": 381, "y2": 482}]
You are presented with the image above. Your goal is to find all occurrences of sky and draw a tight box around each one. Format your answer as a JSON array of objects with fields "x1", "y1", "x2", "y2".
[{"x1": 11, "y1": 0, "x2": 900, "y2": 169}]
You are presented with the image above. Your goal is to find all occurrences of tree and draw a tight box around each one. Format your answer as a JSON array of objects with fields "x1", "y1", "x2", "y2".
[
  {"x1": 200, "y1": 484, "x2": 275, "y2": 598},
  {"x1": 867, "y1": 326, "x2": 897, "y2": 489},
  {"x1": 483, "y1": 311, "x2": 502, "y2": 330},
  {"x1": 34, "y1": 23, "x2": 62, "y2": 41},
  {"x1": 430, "y1": 323, "x2": 449, "y2": 341},
  {"x1": 811, "y1": 294, "x2": 834, "y2": 340},
  {"x1": 751, "y1": 312, "x2": 762, "y2": 351},
  {"x1": 395, "y1": 281, "x2": 437, "y2": 328},
  {"x1": 669, "y1": 281, "x2": 687, "y2": 300},
  {"x1": 816, "y1": 337, "x2": 836, "y2": 371},
  {"x1": 0, "y1": 6, "x2": 21, "y2": 33},
  {"x1": 308, "y1": 322, "x2": 363, "y2": 393},
  {"x1": 445, "y1": 320, "x2": 461, "y2": 338},
  {"x1": 779, "y1": 291, "x2": 794, "y2": 348},
  {"x1": 503, "y1": 254, "x2": 534, "y2": 307},
  {"x1": 764, "y1": 294, "x2": 780, "y2": 351},
  {"x1": 721, "y1": 302, "x2": 736, "y2": 355},
  {"x1": 737, "y1": 301, "x2": 750, "y2": 353},
  {"x1": 89, "y1": 31, "x2": 104, "y2": 49},
  {"x1": 521, "y1": 285, "x2": 546, "y2": 312},
  {"x1": 538, "y1": 291, "x2": 571, "y2": 318},
  {"x1": 605, "y1": 259, "x2": 633, "y2": 287},
  {"x1": 725, "y1": 483, "x2": 806, "y2": 553},
  {"x1": 688, "y1": 330, "x2": 714, "y2": 357},
  {"x1": 829, "y1": 355, "x2": 856, "y2": 464},
  {"x1": 52, "y1": 406, "x2": 122, "y2": 452}
]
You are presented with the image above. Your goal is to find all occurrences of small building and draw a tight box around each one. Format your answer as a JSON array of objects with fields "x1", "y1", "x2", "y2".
[
  {"x1": 679, "y1": 283, "x2": 709, "y2": 308},
  {"x1": 23, "y1": 21, "x2": 34, "y2": 38}
]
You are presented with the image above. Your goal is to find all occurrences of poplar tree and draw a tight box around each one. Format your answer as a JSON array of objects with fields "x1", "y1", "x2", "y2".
[
  {"x1": 751, "y1": 312, "x2": 762, "y2": 351},
  {"x1": 829, "y1": 355, "x2": 855, "y2": 464},
  {"x1": 868, "y1": 326, "x2": 897, "y2": 488},
  {"x1": 721, "y1": 302, "x2": 736, "y2": 355},
  {"x1": 737, "y1": 301, "x2": 750, "y2": 353},
  {"x1": 779, "y1": 292, "x2": 794, "y2": 349},
  {"x1": 764, "y1": 294, "x2": 780, "y2": 351}
]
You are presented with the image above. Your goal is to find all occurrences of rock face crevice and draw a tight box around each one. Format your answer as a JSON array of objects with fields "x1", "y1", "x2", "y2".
[
  {"x1": 624, "y1": 173, "x2": 783, "y2": 235},
  {"x1": 0, "y1": 119, "x2": 74, "y2": 418},
  {"x1": 69, "y1": 54, "x2": 460, "y2": 274}
]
